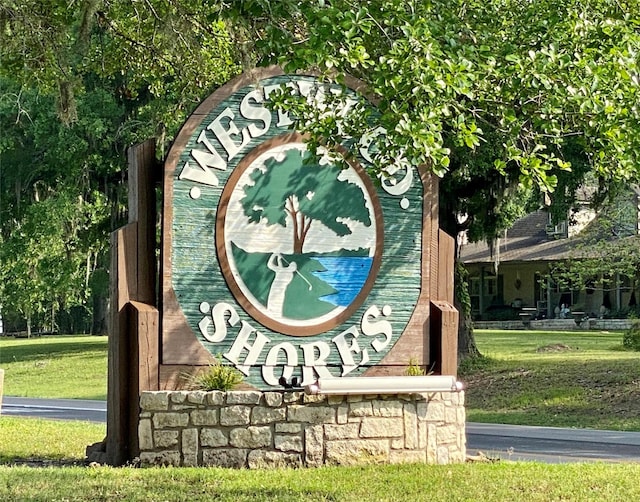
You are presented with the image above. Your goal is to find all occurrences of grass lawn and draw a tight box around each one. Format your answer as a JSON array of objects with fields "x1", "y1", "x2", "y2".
[
  {"x1": 1, "y1": 330, "x2": 639, "y2": 429},
  {"x1": 3, "y1": 407, "x2": 640, "y2": 501},
  {"x1": 2, "y1": 461, "x2": 640, "y2": 501},
  {"x1": 0, "y1": 335, "x2": 107, "y2": 400},
  {"x1": 460, "y1": 329, "x2": 640, "y2": 431},
  {"x1": 0, "y1": 414, "x2": 639, "y2": 502},
  {"x1": 2, "y1": 331, "x2": 640, "y2": 500},
  {"x1": 0, "y1": 417, "x2": 105, "y2": 465}
]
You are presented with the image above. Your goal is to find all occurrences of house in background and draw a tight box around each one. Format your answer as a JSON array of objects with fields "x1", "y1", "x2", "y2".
[{"x1": 459, "y1": 188, "x2": 640, "y2": 321}]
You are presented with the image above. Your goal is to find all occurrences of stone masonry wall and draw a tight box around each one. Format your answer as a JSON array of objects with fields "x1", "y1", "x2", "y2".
[{"x1": 138, "y1": 390, "x2": 466, "y2": 468}]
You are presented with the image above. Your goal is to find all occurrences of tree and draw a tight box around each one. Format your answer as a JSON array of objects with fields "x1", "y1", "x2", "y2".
[
  {"x1": 2, "y1": 0, "x2": 639, "y2": 352},
  {"x1": 241, "y1": 148, "x2": 372, "y2": 254},
  {"x1": 226, "y1": 0, "x2": 640, "y2": 360},
  {"x1": 0, "y1": 1, "x2": 243, "y2": 332},
  {"x1": 0, "y1": 78, "x2": 118, "y2": 333},
  {"x1": 0, "y1": 191, "x2": 109, "y2": 335},
  {"x1": 1, "y1": 0, "x2": 242, "y2": 136}
]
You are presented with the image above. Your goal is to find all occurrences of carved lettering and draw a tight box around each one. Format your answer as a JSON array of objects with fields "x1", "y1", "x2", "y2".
[
  {"x1": 300, "y1": 341, "x2": 333, "y2": 385},
  {"x1": 199, "y1": 301, "x2": 394, "y2": 384},
  {"x1": 361, "y1": 305, "x2": 393, "y2": 352},
  {"x1": 208, "y1": 107, "x2": 251, "y2": 161},
  {"x1": 332, "y1": 326, "x2": 370, "y2": 376},
  {"x1": 224, "y1": 321, "x2": 271, "y2": 376},
  {"x1": 239, "y1": 89, "x2": 272, "y2": 139},
  {"x1": 262, "y1": 342, "x2": 299, "y2": 386}
]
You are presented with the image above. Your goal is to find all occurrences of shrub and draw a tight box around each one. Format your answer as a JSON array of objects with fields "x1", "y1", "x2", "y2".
[
  {"x1": 623, "y1": 321, "x2": 640, "y2": 351},
  {"x1": 185, "y1": 357, "x2": 244, "y2": 391},
  {"x1": 404, "y1": 357, "x2": 427, "y2": 376},
  {"x1": 484, "y1": 305, "x2": 519, "y2": 321},
  {"x1": 606, "y1": 305, "x2": 640, "y2": 319}
]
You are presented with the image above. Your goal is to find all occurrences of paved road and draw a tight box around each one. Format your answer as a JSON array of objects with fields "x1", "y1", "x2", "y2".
[
  {"x1": 2, "y1": 396, "x2": 106, "y2": 423},
  {"x1": 467, "y1": 422, "x2": 640, "y2": 463},
  {"x1": 3, "y1": 397, "x2": 640, "y2": 463}
]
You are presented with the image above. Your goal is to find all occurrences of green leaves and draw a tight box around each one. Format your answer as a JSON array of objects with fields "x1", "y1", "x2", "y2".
[
  {"x1": 0, "y1": 1, "x2": 245, "y2": 330},
  {"x1": 235, "y1": 0, "x2": 640, "y2": 252},
  {"x1": 239, "y1": 0, "x2": 640, "y2": 199},
  {"x1": 2, "y1": 0, "x2": 639, "y2": 329},
  {"x1": 0, "y1": 78, "x2": 121, "y2": 329},
  {"x1": 0, "y1": 190, "x2": 109, "y2": 324}
]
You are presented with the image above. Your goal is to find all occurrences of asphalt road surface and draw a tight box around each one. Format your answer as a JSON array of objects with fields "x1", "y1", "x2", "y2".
[
  {"x1": 2, "y1": 396, "x2": 106, "y2": 423},
  {"x1": 467, "y1": 422, "x2": 640, "y2": 463},
  {"x1": 3, "y1": 397, "x2": 640, "y2": 463}
]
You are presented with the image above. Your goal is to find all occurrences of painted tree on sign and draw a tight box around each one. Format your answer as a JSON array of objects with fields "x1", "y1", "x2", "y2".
[{"x1": 240, "y1": 148, "x2": 372, "y2": 254}]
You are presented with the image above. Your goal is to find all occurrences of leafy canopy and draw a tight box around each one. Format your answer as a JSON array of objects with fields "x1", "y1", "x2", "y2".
[
  {"x1": 231, "y1": 0, "x2": 640, "y2": 208},
  {"x1": 0, "y1": 1, "x2": 243, "y2": 330}
]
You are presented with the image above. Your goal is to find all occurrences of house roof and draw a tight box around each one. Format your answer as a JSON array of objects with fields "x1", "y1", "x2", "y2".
[
  {"x1": 460, "y1": 188, "x2": 640, "y2": 266},
  {"x1": 459, "y1": 210, "x2": 577, "y2": 264}
]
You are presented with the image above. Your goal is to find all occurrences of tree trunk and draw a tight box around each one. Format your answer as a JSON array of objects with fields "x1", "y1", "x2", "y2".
[
  {"x1": 454, "y1": 262, "x2": 481, "y2": 362},
  {"x1": 288, "y1": 198, "x2": 304, "y2": 254},
  {"x1": 456, "y1": 298, "x2": 480, "y2": 361},
  {"x1": 92, "y1": 292, "x2": 108, "y2": 335},
  {"x1": 292, "y1": 213, "x2": 308, "y2": 254},
  {"x1": 439, "y1": 185, "x2": 482, "y2": 362}
]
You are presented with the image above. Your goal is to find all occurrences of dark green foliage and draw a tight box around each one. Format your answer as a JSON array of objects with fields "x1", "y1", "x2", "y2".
[
  {"x1": 0, "y1": 80, "x2": 123, "y2": 333},
  {"x1": 0, "y1": 2, "x2": 242, "y2": 332},
  {"x1": 623, "y1": 321, "x2": 640, "y2": 351},
  {"x1": 2, "y1": 0, "x2": 640, "y2": 350},
  {"x1": 186, "y1": 359, "x2": 244, "y2": 391}
]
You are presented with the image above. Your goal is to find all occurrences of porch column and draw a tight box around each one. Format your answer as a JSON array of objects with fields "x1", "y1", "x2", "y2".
[{"x1": 546, "y1": 276, "x2": 552, "y2": 318}]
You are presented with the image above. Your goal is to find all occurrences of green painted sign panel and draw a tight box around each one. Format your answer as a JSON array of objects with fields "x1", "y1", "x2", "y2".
[{"x1": 168, "y1": 73, "x2": 422, "y2": 389}]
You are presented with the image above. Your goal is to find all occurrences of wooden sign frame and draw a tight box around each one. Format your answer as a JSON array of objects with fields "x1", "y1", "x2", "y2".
[{"x1": 105, "y1": 66, "x2": 458, "y2": 464}]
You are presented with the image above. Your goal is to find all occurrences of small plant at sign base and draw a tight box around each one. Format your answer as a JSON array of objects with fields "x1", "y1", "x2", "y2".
[
  {"x1": 405, "y1": 357, "x2": 427, "y2": 376},
  {"x1": 185, "y1": 356, "x2": 244, "y2": 391},
  {"x1": 623, "y1": 320, "x2": 640, "y2": 351}
]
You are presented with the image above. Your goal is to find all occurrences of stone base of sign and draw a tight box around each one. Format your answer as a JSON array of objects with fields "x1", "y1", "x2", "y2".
[{"x1": 138, "y1": 390, "x2": 465, "y2": 468}]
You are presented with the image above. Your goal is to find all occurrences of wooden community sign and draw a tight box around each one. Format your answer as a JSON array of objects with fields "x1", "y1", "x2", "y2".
[
  {"x1": 105, "y1": 66, "x2": 459, "y2": 465},
  {"x1": 159, "y1": 67, "x2": 458, "y2": 390}
]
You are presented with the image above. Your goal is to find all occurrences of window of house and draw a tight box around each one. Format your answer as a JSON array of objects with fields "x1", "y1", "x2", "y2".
[
  {"x1": 485, "y1": 276, "x2": 497, "y2": 296},
  {"x1": 469, "y1": 277, "x2": 480, "y2": 296}
]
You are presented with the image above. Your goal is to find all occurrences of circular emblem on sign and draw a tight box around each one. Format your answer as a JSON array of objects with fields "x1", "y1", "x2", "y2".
[{"x1": 216, "y1": 134, "x2": 383, "y2": 336}]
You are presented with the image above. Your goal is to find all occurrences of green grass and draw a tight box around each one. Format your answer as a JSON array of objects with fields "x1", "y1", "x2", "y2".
[
  {"x1": 460, "y1": 329, "x2": 640, "y2": 431},
  {"x1": 0, "y1": 417, "x2": 105, "y2": 464},
  {"x1": 0, "y1": 335, "x2": 107, "y2": 400},
  {"x1": 2, "y1": 410, "x2": 640, "y2": 501},
  {"x1": 2, "y1": 330, "x2": 639, "y2": 430},
  {"x1": 1, "y1": 461, "x2": 640, "y2": 501}
]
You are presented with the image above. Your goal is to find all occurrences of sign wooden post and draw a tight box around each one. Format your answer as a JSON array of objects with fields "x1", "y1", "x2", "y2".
[{"x1": 105, "y1": 139, "x2": 160, "y2": 466}]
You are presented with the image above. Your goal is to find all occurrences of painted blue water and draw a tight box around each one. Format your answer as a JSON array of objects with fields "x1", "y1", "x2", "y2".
[{"x1": 311, "y1": 256, "x2": 373, "y2": 307}]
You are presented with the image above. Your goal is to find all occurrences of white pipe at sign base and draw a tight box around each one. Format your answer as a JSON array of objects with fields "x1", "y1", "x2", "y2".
[{"x1": 305, "y1": 375, "x2": 463, "y2": 395}]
